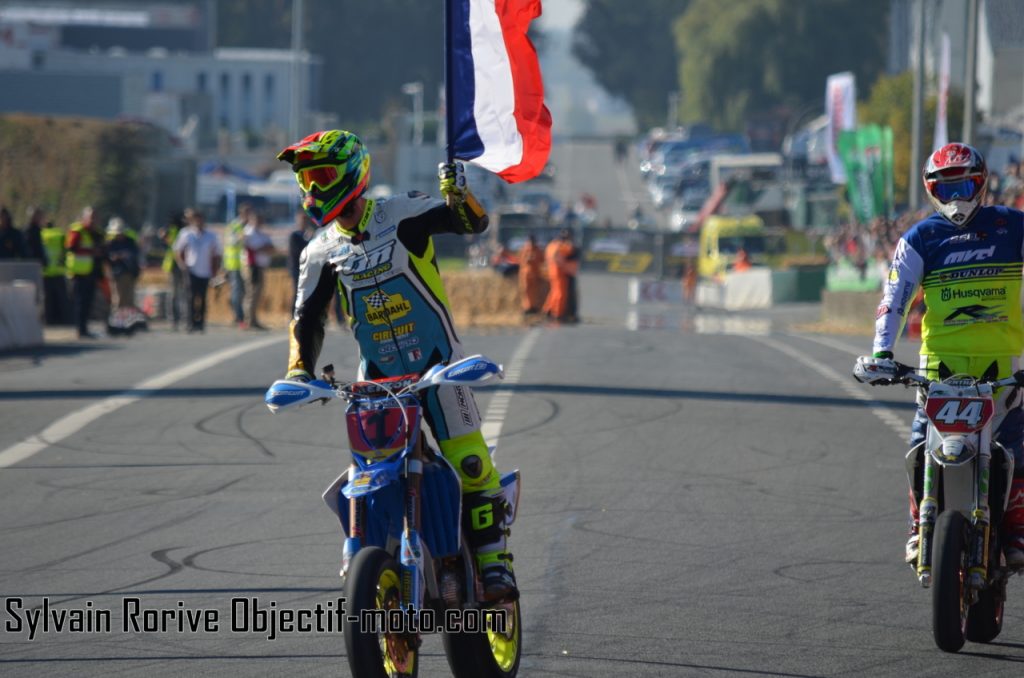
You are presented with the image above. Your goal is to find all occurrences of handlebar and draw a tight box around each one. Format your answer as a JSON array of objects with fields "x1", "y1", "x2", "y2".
[{"x1": 886, "y1": 361, "x2": 1024, "y2": 389}]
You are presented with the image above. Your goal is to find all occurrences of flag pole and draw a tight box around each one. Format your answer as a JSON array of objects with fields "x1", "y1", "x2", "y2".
[{"x1": 444, "y1": 0, "x2": 455, "y2": 164}]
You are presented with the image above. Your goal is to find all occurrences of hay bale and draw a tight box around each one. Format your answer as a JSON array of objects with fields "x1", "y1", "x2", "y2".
[{"x1": 138, "y1": 267, "x2": 523, "y2": 328}]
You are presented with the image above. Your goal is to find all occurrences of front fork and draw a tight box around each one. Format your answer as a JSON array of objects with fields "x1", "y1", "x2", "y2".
[{"x1": 916, "y1": 437, "x2": 992, "y2": 597}]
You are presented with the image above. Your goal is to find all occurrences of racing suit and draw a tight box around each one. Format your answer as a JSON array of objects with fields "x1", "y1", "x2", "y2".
[
  {"x1": 288, "y1": 190, "x2": 516, "y2": 588},
  {"x1": 874, "y1": 205, "x2": 1024, "y2": 552}
]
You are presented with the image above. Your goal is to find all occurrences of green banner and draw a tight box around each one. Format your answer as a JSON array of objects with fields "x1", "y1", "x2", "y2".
[{"x1": 837, "y1": 125, "x2": 894, "y2": 223}]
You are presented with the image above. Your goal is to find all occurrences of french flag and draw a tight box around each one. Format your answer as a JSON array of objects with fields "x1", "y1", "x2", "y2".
[{"x1": 447, "y1": 0, "x2": 552, "y2": 183}]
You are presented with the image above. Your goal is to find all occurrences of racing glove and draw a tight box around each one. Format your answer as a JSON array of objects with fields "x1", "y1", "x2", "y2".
[
  {"x1": 285, "y1": 369, "x2": 312, "y2": 383},
  {"x1": 438, "y1": 161, "x2": 467, "y2": 206},
  {"x1": 853, "y1": 354, "x2": 899, "y2": 385}
]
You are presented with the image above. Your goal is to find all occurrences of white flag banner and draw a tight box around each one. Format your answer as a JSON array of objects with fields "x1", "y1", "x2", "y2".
[
  {"x1": 933, "y1": 32, "x2": 950, "y2": 151},
  {"x1": 825, "y1": 72, "x2": 856, "y2": 184}
]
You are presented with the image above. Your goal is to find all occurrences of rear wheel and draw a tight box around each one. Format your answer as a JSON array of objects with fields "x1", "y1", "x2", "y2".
[
  {"x1": 443, "y1": 599, "x2": 522, "y2": 678},
  {"x1": 343, "y1": 546, "x2": 418, "y2": 678},
  {"x1": 932, "y1": 510, "x2": 969, "y2": 653}
]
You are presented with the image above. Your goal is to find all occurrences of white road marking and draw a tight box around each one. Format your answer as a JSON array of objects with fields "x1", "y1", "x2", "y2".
[
  {"x1": 0, "y1": 335, "x2": 283, "y2": 469},
  {"x1": 749, "y1": 335, "x2": 913, "y2": 441},
  {"x1": 481, "y1": 328, "x2": 540, "y2": 446},
  {"x1": 792, "y1": 332, "x2": 871, "y2": 356}
]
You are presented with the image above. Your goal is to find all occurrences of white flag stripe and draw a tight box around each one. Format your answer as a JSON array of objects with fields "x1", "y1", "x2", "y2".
[{"x1": 468, "y1": 0, "x2": 523, "y2": 172}]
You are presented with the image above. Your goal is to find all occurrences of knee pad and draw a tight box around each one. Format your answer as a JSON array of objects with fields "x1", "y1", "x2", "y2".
[{"x1": 439, "y1": 430, "x2": 499, "y2": 492}]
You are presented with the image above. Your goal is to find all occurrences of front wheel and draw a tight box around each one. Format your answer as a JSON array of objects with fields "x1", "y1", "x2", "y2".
[
  {"x1": 932, "y1": 510, "x2": 969, "y2": 653},
  {"x1": 443, "y1": 599, "x2": 522, "y2": 678},
  {"x1": 966, "y1": 549, "x2": 1005, "y2": 643},
  {"x1": 343, "y1": 546, "x2": 418, "y2": 678}
]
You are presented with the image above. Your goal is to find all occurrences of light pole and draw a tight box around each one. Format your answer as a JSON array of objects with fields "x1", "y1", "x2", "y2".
[
  {"x1": 962, "y1": 0, "x2": 979, "y2": 145},
  {"x1": 290, "y1": 0, "x2": 305, "y2": 142},
  {"x1": 402, "y1": 82, "x2": 424, "y2": 146}
]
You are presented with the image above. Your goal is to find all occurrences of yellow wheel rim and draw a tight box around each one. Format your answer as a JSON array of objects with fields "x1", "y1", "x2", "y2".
[
  {"x1": 487, "y1": 601, "x2": 520, "y2": 673},
  {"x1": 376, "y1": 568, "x2": 416, "y2": 676}
]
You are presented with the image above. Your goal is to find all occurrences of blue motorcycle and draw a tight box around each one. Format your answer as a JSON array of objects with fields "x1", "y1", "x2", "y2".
[{"x1": 266, "y1": 355, "x2": 522, "y2": 678}]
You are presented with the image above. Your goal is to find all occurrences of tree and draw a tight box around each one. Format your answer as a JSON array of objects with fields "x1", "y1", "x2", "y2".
[
  {"x1": 572, "y1": 0, "x2": 689, "y2": 131},
  {"x1": 674, "y1": 0, "x2": 888, "y2": 131},
  {"x1": 216, "y1": 1, "x2": 447, "y2": 130},
  {"x1": 861, "y1": 71, "x2": 965, "y2": 205}
]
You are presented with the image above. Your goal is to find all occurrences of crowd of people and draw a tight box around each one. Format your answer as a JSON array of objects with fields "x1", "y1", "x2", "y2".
[
  {"x1": 0, "y1": 200, "x2": 321, "y2": 338},
  {"x1": 0, "y1": 204, "x2": 144, "y2": 338},
  {"x1": 826, "y1": 158, "x2": 1024, "y2": 285}
]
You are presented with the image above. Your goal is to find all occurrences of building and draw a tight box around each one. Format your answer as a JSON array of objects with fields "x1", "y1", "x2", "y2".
[{"x1": 0, "y1": 1, "x2": 322, "y2": 150}]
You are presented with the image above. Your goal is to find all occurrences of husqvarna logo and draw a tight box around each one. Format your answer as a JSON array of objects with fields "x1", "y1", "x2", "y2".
[{"x1": 943, "y1": 246, "x2": 995, "y2": 265}]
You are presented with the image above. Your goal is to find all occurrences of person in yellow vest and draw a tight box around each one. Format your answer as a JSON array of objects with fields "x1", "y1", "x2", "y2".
[
  {"x1": 159, "y1": 212, "x2": 186, "y2": 330},
  {"x1": 223, "y1": 202, "x2": 251, "y2": 327},
  {"x1": 39, "y1": 212, "x2": 70, "y2": 324},
  {"x1": 65, "y1": 206, "x2": 103, "y2": 339}
]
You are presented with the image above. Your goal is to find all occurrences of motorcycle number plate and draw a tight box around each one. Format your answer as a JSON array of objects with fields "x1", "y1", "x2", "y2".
[
  {"x1": 925, "y1": 396, "x2": 993, "y2": 433},
  {"x1": 346, "y1": 403, "x2": 418, "y2": 460}
]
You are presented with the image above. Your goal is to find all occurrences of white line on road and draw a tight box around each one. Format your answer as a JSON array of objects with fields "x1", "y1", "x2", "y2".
[
  {"x1": 481, "y1": 328, "x2": 540, "y2": 446},
  {"x1": 0, "y1": 335, "x2": 283, "y2": 469},
  {"x1": 749, "y1": 335, "x2": 913, "y2": 441}
]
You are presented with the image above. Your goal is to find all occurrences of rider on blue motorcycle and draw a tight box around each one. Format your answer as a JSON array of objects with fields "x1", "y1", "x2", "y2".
[
  {"x1": 277, "y1": 129, "x2": 517, "y2": 601},
  {"x1": 858, "y1": 142, "x2": 1024, "y2": 568}
]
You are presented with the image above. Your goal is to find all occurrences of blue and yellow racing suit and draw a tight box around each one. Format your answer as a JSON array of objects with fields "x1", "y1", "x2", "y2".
[
  {"x1": 874, "y1": 205, "x2": 1024, "y2": 479},
  {"x1": 288, "y1": 191, "x2": 501, "y2": 495}
]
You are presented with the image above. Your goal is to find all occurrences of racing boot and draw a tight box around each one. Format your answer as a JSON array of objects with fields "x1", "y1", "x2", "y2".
[
  {"x1": 463, "y1": 489, "x2": 518, "y2": 602},
  {"x1": 1003, "y1": 478, "x2": 1024, "y2": 568},
  {"x1": 905, "y1": 488, "x2": 920, "y2": 565}
]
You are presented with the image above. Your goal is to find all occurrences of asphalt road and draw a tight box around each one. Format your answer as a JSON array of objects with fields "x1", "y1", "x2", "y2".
[{"x1": 2, "y1": 287, "x2": 1023, "y2": 678}]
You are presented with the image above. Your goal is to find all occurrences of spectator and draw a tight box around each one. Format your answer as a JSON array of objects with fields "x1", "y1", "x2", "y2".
[
  {"x1": 287, "y1": 208, "x2": 315, "y2": 302},
  {"x1": 159, "y1": 213, "x2": 187, "y2": 331},
  {"x1": 0, "y1": 206, "x2": 24, "y2": 259},
  {"x1": 65, "y1": 206, "x2": 103, "y2": 339},
  {"x1": 174, "y1": 208, "x2": 221, "y2": 333},
  {"x1": 242, "y1": 211, "x2": 274, "y2": 330},
  {"x1": 21, "y1": 206, "x2": 46, "y2": 265},
  {"x1": 39, "y1": 216, "x2": 69, "y2": 324},
  {"x1": 223, "y1": 202, "x2": 251, "y2": 327},
  {"x1": 517, "y1": 233, "x2": 543, "y2": 315},
  {"x1": 733, "y1": 247, "x2": 752, "y2": 272},
  {"x1": 105, "y1": 217, "x2": 140, "y2": 310}
]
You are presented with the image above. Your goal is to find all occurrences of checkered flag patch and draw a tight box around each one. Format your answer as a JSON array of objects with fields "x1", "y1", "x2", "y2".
[{"x1": 364, "y1": 290, "x2": 390, "y2": 309}]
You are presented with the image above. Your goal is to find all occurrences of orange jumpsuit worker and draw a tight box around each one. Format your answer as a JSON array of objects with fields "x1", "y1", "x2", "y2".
[
  {"x1": 542, "y1": 231, "x2": 569, "y2": 321},
  {"x1": 733, "y1": 248, "x2": 752, "y2": 272},
  {"x1": 518, "y1": 234, "x2": 544, "y2": 314}
]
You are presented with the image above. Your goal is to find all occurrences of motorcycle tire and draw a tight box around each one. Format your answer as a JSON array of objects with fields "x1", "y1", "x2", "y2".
[
  {"x1": 343, "y1": 546, "x2": 419, "y2": 678},
  {"x1": 443, "y1": 598, "x2": 522, "y2": 678},
  {"x1": 965, "y1": 549, "x2": 1005, "y2": 644},
  {"x1": 932, "y1": 510, "x2": 969, "y2": 653}
]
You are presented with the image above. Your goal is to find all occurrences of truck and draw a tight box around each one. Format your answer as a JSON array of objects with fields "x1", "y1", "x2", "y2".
[{"x1": 697, "y1": 214, "x2": 767, "y2": 278}]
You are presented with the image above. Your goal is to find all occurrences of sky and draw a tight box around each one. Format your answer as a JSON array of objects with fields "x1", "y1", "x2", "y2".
[{"x1": 539, "y1": 0, "x2": 583, "y2": 31}]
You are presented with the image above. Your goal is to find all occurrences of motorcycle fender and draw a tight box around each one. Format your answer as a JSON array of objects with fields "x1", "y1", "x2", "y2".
[
  {"x1": 941, "y1": 462, "x2": 976, "y2": 516},
  {"x1": 322, "y1": 469, "x2": 350, "y2": 529},
  {"x1": 992, "y1": 441, "x2": 1015, "y2": 512},
  {"x1": 497, "y1": 470, "x2": 522, "y2": 526}
]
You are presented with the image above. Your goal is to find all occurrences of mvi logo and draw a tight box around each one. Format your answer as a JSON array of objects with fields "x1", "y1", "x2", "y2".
[{"x1": 943, "y1": 246, "x2": 995, "y2": 266}]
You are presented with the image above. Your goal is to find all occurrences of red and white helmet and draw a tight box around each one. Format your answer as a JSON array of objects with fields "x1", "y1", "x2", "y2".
[{"x1": 922, "y1": 142, "x2": 988, "y2": 226}]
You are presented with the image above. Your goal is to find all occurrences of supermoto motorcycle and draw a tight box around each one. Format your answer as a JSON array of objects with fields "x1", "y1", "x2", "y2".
[
  {"x1": 854, "y1": 357, "x2": 1024, "y2": 652},
  {"x1": 265, "y1": 355, "x2": 521, "y2": 677}
]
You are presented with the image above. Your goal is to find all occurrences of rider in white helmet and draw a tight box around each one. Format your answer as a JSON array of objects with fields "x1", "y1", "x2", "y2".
[{"x1": 857, "y1": 142, "x2": 1024, "y2": 568}]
